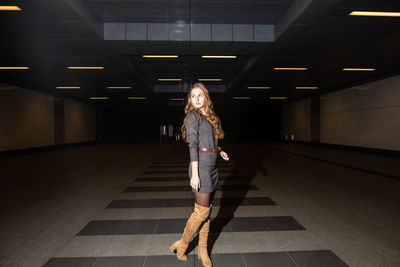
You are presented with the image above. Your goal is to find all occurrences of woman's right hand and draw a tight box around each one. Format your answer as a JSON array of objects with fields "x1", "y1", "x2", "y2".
[{"x1": 190, "y1": 175, "x2": 200, "y2": 191}]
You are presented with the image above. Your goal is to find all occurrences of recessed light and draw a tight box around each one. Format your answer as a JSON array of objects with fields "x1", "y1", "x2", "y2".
[
  {"x1": 202, "y1": 55, "x2": 237, "y2": 59},
  {"x1": 247, "y1": 86, "x2": 271, "y2": 89},
  {"x1": 198, "y1": 79, "x2": 223, "y2": 81},
  {"x1": 0, "y1": 67, "x2": 29, "y2": 69},
  {"x1": 269, "y1": 96, "x2": 287, "y2": 99},
  {"x1": 157, "y1": 78, "x2": 182, "y2": 81},
  {"x1": 349, "y1": 11, "x2": 400, "y2": 17},
  {"x1": 128, "y1": 97, "x2": 146, "y2": 100},
  {"x1": 142, "y1": 55, "x2": 179, "y2": 58},
  {"x1": 0, "y1": 6, "x2": 22, "y2": 11},
  {"x1": 67, "y1": 67, "x2": 104, "y2": 69},
  {"x1": 295, "y1": 87, "x2": 319, "y2": 89},
  {"x1": 233, "y1": 96, "x2": 251, "y2": 100},
  {"x1": 89, "y1": 97, "x2": 109, "y2": 100},
  {"x1": 342, "y1": 68, "x2": 375, "y2": 71},
  {"x1": 273, "y1": 68, "x2": 308, "y2": 70}
]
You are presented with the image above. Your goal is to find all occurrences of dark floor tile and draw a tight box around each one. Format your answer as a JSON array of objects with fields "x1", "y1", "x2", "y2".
[
  {"x1": 142, "y1": 170, "x2": 239, "y2": 174},
  {"x1": 93, "y1": 256, "x2": 146, "y2": 267},
  {"x1": 242, "y1": 197, "x2": 277, "y2": 206},
  {"x1": 263, "y1": 216, "x2": 305, "y2": 231},
  {"x1": 288, "y1": 250, "x2": 349, "y2": 267},
  {"x1": 77, "y1": 220, "x2": 122, "y2": 236},
  {"x1": 123, "y1": 184, "x2": 258, "y2": 192},
  {"x1": 198, "y1": 253, "x2": 245, "y2": 267},
  {"x1": 156, "y1": 218, "x2": 187, "y2": 234},
  {"x1": 106, "y1": 197, "x2": 275, "y2": 209},
  {"x1": 43, "y1": 257, "x2": 97, "y2": 267},
  {"x1": 242, "y1": 252, "x2": 296, "y2": 267},
  {"x1": 115, "y1": 219, "x2": 158, "y2": 235},
  {"x1": 210, "y1": 218, "x2": 232, "y2": 232},
  {"x1": 228, "y1": 217, "x2": 268, "y2": 232},
  {"x1": 135, "y1": 175, "x2": 245, "y2": 182},
  {"x1": 144, "y1": 254, "x2": 195, "y2": 267},
  {"x1": 105, "y1": 199, "x2": 165, "y2": 208}
]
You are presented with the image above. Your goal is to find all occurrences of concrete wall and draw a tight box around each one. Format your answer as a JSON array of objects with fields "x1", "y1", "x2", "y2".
[
  {"x1": 0, "y1": 84, "x2": 96, "y2": 152},
  {"x1": 320, "y1": 74, "x2": 400, "y2": 151},
  {"x1": 281, "y1": 74, "x2": 400, "y2": 151},
  {"x1": 281, "y1": 98, "x2": 311, "y2": 141}
]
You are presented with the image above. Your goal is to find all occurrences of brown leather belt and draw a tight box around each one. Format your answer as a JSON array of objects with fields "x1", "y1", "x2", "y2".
[{"x1": 199, "y1": 147, "x2": 221, "y2": 152}]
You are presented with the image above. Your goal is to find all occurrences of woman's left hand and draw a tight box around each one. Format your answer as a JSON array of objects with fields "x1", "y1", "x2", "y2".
[{"x1": 220, "y1": 150, "x2": 229, "y2": 161}]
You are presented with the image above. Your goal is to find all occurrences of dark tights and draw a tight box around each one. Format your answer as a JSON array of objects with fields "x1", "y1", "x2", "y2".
[{"x1": 194, "y1": 190, "x2": 216, "y2": 207}]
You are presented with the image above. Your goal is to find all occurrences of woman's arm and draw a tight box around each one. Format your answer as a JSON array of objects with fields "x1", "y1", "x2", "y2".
[{"x1": 185, "y1": 113, "x2": 201, "y2": 190}]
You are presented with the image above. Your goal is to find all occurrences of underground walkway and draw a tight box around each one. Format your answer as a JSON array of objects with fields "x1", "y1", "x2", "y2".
[{"x1": 0, "y1": 142, "x2": 399, "y2": 266}]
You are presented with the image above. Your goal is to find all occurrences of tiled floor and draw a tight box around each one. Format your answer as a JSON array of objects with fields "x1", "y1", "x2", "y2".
[{"x1": 1, "y1": 142, "x2": 399, "y2": 266}]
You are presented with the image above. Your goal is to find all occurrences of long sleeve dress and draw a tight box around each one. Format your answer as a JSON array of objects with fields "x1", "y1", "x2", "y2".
[{"x1": 185, "y1": 110, "x2": 219, "y2": 193}]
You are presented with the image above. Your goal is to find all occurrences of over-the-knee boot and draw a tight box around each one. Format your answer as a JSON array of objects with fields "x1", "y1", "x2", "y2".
[
  {"x1": 198, "y1": 204, "x2": 212, "y2": 267},
  {"x1": 169, "y1": 202, "x2": 211, "y2": 261}
]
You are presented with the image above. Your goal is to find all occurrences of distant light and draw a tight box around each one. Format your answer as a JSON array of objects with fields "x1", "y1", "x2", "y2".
[
  {"x1": 56, "y1": 87, "x2": 80, "y2": 89},
  {"x1": 349, "y1": 11, "x2": 400, "y2": 17},
  {"x1": 142, "y1": 55, "x2": 179, "y2": 58},
  {"x1": 157, "y1": 78, "x2": 182, "y2": 81},
  {"x1": 198, "y1": 79, "x2": 223, "y2": 81},
  {"x1": 247, "y1": 86, "x2": 271, "y2": 89},
  {"x1": 0, "y1": 67, "x2": 29, "y2": 69},
  {"x1": 295, "y1": 87, "x2": 319, "y2": 89},
  {"x1": 170, "y1": 98, "x2": 185, "y2": 101},
  {"x1": 270, "y1": 96, "x2": 287, "y2": 99},
  {"x1": 67, "y1": 67, "x2": 104, "y2": 69},
  {"x1": 233, "y1": 96, "x2": 251, "y2": 100},
  {"x1": 128, "y1": 97, "x2": 146, "y2": 100},
  {"x1": 202, "y1": 55, "x2": 237, "y2": 59},
  {"x1": 107, "y1": 86, "x2": 132, "y2": 89},
  {"x1": 89, "y1": 97, "x2": 109, "y2": 100},
  {"x1": 0, "y1": 6, "x2": 22, "y2": 11},
  {"x1": 342, "y1": 68, "x2": 376, "y2": 71},
  {"x1": 273, "y1": 68, "x2": 308, "y2": 70}
]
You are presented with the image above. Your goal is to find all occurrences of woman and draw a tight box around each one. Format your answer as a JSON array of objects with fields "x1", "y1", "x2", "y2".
[{"x1": 169, "y1": 82, "x2": 229, "y2": 267}]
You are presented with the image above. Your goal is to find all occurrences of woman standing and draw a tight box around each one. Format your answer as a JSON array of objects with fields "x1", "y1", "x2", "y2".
[{"x1": 169, "y1": 82, "x2": 229, "y2": 267}]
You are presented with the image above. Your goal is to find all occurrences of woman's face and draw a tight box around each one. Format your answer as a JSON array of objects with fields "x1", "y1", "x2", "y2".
[{"x1": 190, "y1": 87, "x2": 205, "y2": 110}]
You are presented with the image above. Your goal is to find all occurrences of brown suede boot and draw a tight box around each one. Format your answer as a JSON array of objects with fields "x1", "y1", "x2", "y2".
[
  {"x1": 169, "y1": 202, "x2": 211, "y2": 261},
  {"x1": 198, "y1": 204, "x2": 212, "y2": 267}
]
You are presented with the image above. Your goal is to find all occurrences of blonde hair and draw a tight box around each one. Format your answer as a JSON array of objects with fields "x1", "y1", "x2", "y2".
[{"x1": 181, "y1": 82, "x2": 225, "y2": 141}]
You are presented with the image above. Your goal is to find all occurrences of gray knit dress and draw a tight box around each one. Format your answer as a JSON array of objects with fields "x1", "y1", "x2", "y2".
[{"x1": 185, "y1": 110, "x2": 219, "y2": 193}]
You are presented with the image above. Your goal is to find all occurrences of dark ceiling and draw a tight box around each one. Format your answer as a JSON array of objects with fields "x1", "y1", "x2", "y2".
[{"x1": 0, "y1": 0, "x2": 400, "y2": 108}]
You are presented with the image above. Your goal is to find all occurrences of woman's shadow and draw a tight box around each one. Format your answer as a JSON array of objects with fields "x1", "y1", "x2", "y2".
[{"x1": 187, "y1": 140, "x2": 269, "y2": 254}]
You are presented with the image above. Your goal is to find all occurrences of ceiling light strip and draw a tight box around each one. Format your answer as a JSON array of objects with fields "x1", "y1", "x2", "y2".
[
  {"x1": 342, "y1": 68, "x2": 375, "y2": 71},
  {"x1": 349, "y1": 11, "x2": 400, "y2": 17},
  {"x1": 89, "y1": 97, "x2": 109, "y2": 100},
  {"x1": 233, "y1": 97, "x2": 251, "y2": 100},
  {"x1": 202, "y1": 55, "x2": 237, "y2": 59},
  {"x1": 0, "y1": 67, "x2": 29, "y2": 69},
  {"x1": 270, "y1": 96, "x2": 287, "y2": 99},
  {"x1": 295, "y1": 87, "x2": 319, "y2": 89},
  {"x1": 107, "y1": 86, "x2": 132, "y2": 89},
  {"x1": 198, "y1": 79, "x2": 222, "y2": 81},
  {"x1": 142, "y1": 55, "x2": 179, "y2": 58},
  {"x1": 247, "y1": 86, "x2": 271, "y2": 89},
  {"x1": 273, "y1": 68, "x2": 308, "y2": 70},
  {"x1": 56, "y1": 87, "x2": 81, "y2": 89},
  {"x1": 0, "y1": 6, "x2": 21, "y2": 11},
  {"x1": 157, "y1": 79, "x2": 182, "y2": 81},
  {"x1": 128, "y1": 97, "x2": 146, "y2": 100},
  {"x1": 67, "y1": 67, "x2": 104, "y2": 69}
]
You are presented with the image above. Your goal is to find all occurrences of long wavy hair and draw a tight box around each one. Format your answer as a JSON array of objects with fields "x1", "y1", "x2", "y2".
[{"x1": 181, "y1": 82, "x2": 225, "y2": 141}]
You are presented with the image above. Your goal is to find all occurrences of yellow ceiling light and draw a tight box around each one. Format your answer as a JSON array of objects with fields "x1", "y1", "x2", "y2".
[
  {"x1": 270, "y1": 96, "x2": 287, "y2": 99},
  {"x1": 128, "y1": 97, "x2": 146, "y2": 100},
  {"x1": 273, "y1": 67, "x2": 308, "y2": 70},
  {"x1": 295, "y1": 86, "x2": 319, "y2": 89},
  {"x1": 107, "y1": 86, "x2": 132, "y2": 89},
  {"x1": 142, "y1": 55, "x2": 179, "y2": 58},
  {"x1": 170, "y1": 98, "x2": 185, "y2": 101},
  {"x1": 157, "y1": 78, "x2": 182, "y2": 81},
  {"x1": 67, "y1": 67, "x2": 104, "y2": 69},
  {"x1": 202, "y1": 55, "x2": 237, "y2": 59},
  {"x1": 89, "y1": 97, "x2": 109, "y2": 100},
  {"x1": 56, "y1": 87, "x2": 81, "y2": 89},
  {"x1": 349, "y1": 11, "x2": 400, "y2": 17},
  {"x1": 342, "y1": 68, "x2": 376, "y2": 71},
  {"x1": 198, "y1": 79, "x2": 223, "y2": 81},
  {"x1": 0, "y1": 6, "x2": 22, "y2": 11},
  {"x1": 233, "y1": 96, "x2": 251, "y2": 100},
  {"x1": 0, "y1": 67, "x2": 29, "y2": 69},
  {"x1": 247, "y1": 86, "x2": 271, "y2": 89}
]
